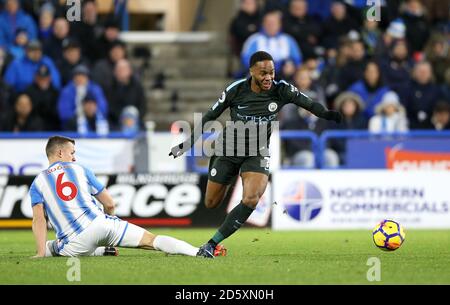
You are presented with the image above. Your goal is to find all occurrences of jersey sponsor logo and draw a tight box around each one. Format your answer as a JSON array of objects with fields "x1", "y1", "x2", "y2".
[
  {"x1": 236, "y1": 113, "x2": 277, "y2": 124},
  {"x1": 238, "y1": 105, "x2": 249, "y2": 109},
  {"x1": 268, "y1": 102, "x2": 278, "y2": 112}
]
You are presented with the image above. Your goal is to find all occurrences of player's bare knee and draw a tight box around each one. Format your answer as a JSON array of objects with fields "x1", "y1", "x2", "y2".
[
  {"x1": 205, "y1": 197, "x2": 220, "y2": 209},
  {"x1": 242, "y1": 195, "x2": 260, "y2": 208},
  {"x1": 139, "y1": 231, "x2": 156, "y2": 248}
]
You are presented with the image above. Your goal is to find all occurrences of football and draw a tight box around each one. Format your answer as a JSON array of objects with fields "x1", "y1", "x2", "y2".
[{"x1": 372, "y1": 220, "x2": 406, "y2": 251}]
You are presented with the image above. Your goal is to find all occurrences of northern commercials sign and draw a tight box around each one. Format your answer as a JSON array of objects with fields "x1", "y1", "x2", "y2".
[{"x1": 272, "y1": 170, "x2": 450, "y2": 230}]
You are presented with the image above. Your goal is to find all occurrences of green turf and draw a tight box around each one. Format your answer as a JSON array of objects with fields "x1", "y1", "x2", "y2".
[{"x1": 0, "y1": 228, "x2": 449, "y2": 284}]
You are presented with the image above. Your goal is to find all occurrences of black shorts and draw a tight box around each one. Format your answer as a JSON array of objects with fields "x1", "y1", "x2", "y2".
[{"x1": 208, "y1": 155, "x2": 270, "y2": 185}]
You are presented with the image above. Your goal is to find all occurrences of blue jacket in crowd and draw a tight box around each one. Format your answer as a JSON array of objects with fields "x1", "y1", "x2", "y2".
[
  {"x1": 4, "y1": 55, "x2": 61, "y2": 92},
  {"x1": 241, "y1": 30, "x2": 302, "y2": 73},
  {"x1": 349, "y1": 80, "x2": 390, "y2": 118},
  {"x1": 58, "y1": 81, "x2": 108, "y2": 126},
  {"x1": 0, "y1": 9, "x2": 37, "y2": 48}
]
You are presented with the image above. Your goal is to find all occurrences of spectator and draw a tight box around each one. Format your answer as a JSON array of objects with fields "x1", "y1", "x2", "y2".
[
  {"x1": 70, "y1": 0, "x2": 102, "y2": 62},
  {"x1": 329, "y1": 91, "x2": 368, "y2": 164},
  {"x1": 442, "y1": 69, "x2": 450, "y2": 102},
  {"x1": 106, "y1": 59, "x2": 146, "y2": 127},
  {"x1": 0, "y1": 93, "x2": 43, "y2": 132},
  {"x1": 338, "y1": 39, "x2": 367, "y2": 91},
  {"x1": 4, "y1": 39, "x2": 61, "y2": 92},
  {"x1": 9, "y1": 28, "x2": 28, "y2": 59},
  {"x1": 283, "y1": 0, "x2": 321, "y2": 60},
  {"x1": 281, "y1": 107, "x2": 339, "y2": 168},
  {"x1": 374, "y1": 18, "x2": 406, "y2": 59},
  {"x1": 319, "y1": 38, "x2": 353, "y2": 103},
  {"x1": 400, "y1": 0, "x2": 430, "y2": 55},
  {"x1": 57, "y1": 38, "x2": 90, "y2": 85},
  {"x1": 379, "y1": 39, "x2": 413, "y2": 99},
  {"x1": 404, "y1": 61, "x2": 442, "y2": 129},
  {"x1": 229, "y1": 0, "x2": 261, "y2": 57},
  {"x1": 0, "y1": 45, "x2": 14, "y2": 76},
  {"x1": 360, "y1": 18, "x2": 382, "y2": 57},
  {"x1": 369, "y1": 91, "x2": 409, "y2": 133},
  {"x1": 38, "y1": 2, "x2": 55, "y2": 42},
  {"x1": 278, "y1": 59, "x2": 297, "y2": 82},
  {"x1": 306, "y1": 0, "x2": 333, "y2": 21},
  {"x1": 281, "y1": 66, "x2": 325, "y2": 121},
  {"x1": 43, "y1": 17, "x2": 70, "y2": 64},
  {"x1": 348, "y1": 61, "x2": 390, "y2": 118},
  {"x1": 92, "y1": 39, "x2": 127, "y2": 94},
  {"x1": 424, "y1": 34, "x2": 450, "y2": 85},
  {"x1": 420, "y1": 0, "x2": 450, "y2": 25},
  {"x1": 0, "y1": 0, "x2": 37, "y2": 48},
  {"x1": 64, "y1": 93, "x2": 109, "y2": 135},
  {"x1": 97, "y1": 17, "x2": 122, "y2": 60},
  {"x1": 321, "y1": 0, "x2": 359, "y2": 49},
  {"x1": 0, "y1": 76, "x2": 14, "y2": 114},
  {"x1": 24, "y1": 64, "x2": 60, "y2": 131},
  {"x1": 120, "y1": 105, "x2": 141, "y2": 135},
  {"x1": 241, "y1": 10, "x2": 302, "y2": 73},
  {"x1": 50, "y1": 0, "x2": 69, "y2": 18},
  {"x1": 58, "y1": 65, "x2": 108, "y2": 128},
  {"x1": 427, "y1": 101, "x2": 450, "y2": 130}
]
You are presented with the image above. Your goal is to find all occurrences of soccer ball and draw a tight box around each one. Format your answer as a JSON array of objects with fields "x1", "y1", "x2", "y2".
[{"x1": 372, "y1": 219, "x2": 406, "y2": 251}]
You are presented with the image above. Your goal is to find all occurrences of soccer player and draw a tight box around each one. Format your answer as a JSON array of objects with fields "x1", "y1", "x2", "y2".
[
  {"x1": 169, "y1": 51, "x2": 342, "y2": 258},
  {"x1": 30, "y1": 136, "x2": 200, "y2": 258}
]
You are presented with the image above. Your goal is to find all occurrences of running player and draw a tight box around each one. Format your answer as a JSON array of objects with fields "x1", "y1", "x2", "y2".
[
  {"x1": 169, "y1": 51, "x2": 342, "y2": 258},
  {"x1": 31, "y1": 136, "x2": 200, "y2": 258}
]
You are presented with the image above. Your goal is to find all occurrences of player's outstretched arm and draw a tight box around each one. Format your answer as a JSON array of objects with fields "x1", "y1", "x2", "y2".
[
  {"x1": 95, "y1": 189, "x2": 116, "y2": 216},
  {"x1": 286, "y1": 83, "x2": 342, "y2": 123},
  {"x1": 169, "y1": 90, "x2": 231, "y2": 158},
  {"x1": 32, "y1": 204, "x2": 47, "y2": 258}
]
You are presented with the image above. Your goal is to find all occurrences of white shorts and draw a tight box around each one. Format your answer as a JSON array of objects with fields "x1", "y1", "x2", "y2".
[{"x1": 57, "y1": 215, "x2": 146, "y2": 257}]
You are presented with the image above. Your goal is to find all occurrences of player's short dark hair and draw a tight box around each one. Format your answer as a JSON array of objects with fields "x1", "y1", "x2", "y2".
[
  {"x1": 45, "y1": 136, "x2": 75, "y2": 157},
  {"x1": 249, "y1": 51, "x2": 274, "y2": 68}
]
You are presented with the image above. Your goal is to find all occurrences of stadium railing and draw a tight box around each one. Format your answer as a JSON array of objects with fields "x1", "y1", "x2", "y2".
[
  {"x1": 318, "y1": 130, "x2": 450, "y2": 169},
  {"x1": 0, "y1": 132, "x2": 142, "y2": 139}
]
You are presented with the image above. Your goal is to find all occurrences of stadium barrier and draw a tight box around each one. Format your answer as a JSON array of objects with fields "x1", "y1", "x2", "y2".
[
  {"x1": 319, "y1": 130, "x2": 450, "y2": 169},
  {"x1": 0, "y1": 173, "x2": 232, "y2": 229}
]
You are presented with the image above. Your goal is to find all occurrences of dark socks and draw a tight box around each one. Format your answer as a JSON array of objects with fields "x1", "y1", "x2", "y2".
[{"x1": 210, "y1": 201, "x2": 254, "y2": 245}]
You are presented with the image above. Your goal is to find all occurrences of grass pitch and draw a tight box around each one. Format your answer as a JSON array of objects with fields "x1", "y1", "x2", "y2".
[{"x1": 0, "y1": 228, "x2": 449, "y2": 284}]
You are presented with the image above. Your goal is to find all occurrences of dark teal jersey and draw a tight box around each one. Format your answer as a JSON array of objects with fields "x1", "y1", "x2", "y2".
[{"x1": 188, "y1": 77, "x2": 330, "y2": 156}]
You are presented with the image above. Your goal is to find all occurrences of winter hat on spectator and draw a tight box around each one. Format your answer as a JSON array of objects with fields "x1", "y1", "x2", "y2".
[
  {"x1": 36, "y1": 64, "x2": 50, "y2": 77},
  {"x1": 40, "y1": 2, "x2": 55, "y2": 16},
  {"x1": 334, "y1": 91, "x2": 365, "y2": 112},
  {"x1": 15, "y1": 27, "x2": 27, "y2": 36},
  {"x1": 72, "y1": 64, "x2": 90, "y2": 77},
  {"x1": 83, "y1": 93, "x2": 97, "y2": 104},
  {"x1": 375, "y1": 91, "x2": 405, "y2": 114},
  {"x1": 104, "y1": 17, "x2": 121, "y2": 30},
  {"x1": 387, "y1": 19, "x2": 406, "y2": 39},
  {"x1": 62, "y1": 37, "x2": 81, "y2": 50},
  {"x1": 26, "y1": 40, "x2": 42, "y2": 50}
]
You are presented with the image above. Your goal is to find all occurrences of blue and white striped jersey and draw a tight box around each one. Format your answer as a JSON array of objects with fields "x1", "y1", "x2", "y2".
[{"x1": 29, "y1": 162, "x2": 105, "y2": 243}]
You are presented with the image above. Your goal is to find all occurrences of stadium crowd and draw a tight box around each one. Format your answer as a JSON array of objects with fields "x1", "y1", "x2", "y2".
[
  {"x1": 0, "y1": 0, "x2": 449, "y2": 167},
  {"x1": 229, "y1": 0, "x2": 449, "y2": 166},
  {"x1": 0, "y1": 0, "x2": 144, "y2": 135}
]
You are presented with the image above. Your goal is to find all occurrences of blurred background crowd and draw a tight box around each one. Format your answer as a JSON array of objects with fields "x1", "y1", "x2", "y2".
[{"x1": 0, "y1": 0, "x2": 448, "y2": 167}]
